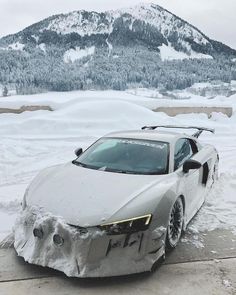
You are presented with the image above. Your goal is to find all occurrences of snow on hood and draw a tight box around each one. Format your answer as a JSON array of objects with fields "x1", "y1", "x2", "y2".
[{"x1": 26, "y1": 163, "x2": 169, "y2": 227}]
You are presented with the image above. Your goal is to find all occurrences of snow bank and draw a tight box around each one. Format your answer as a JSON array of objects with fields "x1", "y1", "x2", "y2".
[
  {"x1": 0, "y1": 184, "x2": 26, "y2": 241},
  {"x1": 188, "y1": 173, "x2": 236, "y2": 234},
  {"x1": 1, "y1": 87, "x2": 235, "y2": 120},
  {"x1": 0, "y1": 100, "x2": 165, "y2": 137}
]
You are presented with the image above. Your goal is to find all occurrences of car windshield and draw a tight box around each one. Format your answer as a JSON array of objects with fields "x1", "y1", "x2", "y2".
[{"x1": 73, "y1": 137, "x2": 169, "y2": 175}]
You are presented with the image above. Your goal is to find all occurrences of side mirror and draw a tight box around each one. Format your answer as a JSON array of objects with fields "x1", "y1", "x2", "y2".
[
  {"x1": 74, "y1": 148, "x2": 83, "y2": 157},
  {"x1": 183, "y1": 159, "x2": 201, "y2": 173}
]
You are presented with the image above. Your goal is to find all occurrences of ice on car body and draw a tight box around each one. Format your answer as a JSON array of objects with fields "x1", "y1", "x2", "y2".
[{"x1": 14, "y1": 206, "x2": 165, "y2": 277}]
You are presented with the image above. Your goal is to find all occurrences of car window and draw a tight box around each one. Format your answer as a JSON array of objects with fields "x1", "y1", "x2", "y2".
[
  {"x1": 90, "y1": 138, "x2": 118, "y2": 153},
  {"x1": 74, "y1": 137, "x2": 169, "y2": 175},
  {"x1": 174, "y1": 139, "x2": 195, "y2": 171}
]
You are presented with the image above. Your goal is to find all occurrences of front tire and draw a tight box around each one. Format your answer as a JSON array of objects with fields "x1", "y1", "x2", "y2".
[{"x1": 166, "y1": 197, "x2": 184, "y2": 250}]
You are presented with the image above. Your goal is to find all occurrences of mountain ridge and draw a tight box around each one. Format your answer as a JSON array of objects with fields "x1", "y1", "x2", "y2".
[
  {"x1": 0, "y1": 2, "x2": 235, "y2": 94},
  {"x1": 1, "y1": 2, "x2": 236, "y2": 57}
]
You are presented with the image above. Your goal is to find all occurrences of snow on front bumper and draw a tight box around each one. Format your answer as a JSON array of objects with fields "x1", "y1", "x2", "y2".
[{"x1": 14, "y1": 207, "x2": 165, "y2": 277}]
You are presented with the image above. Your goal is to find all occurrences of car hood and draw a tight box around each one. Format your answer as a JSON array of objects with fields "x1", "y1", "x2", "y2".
[{"x1": 26, "y1": 162, "x2": 170, "y2": 227}]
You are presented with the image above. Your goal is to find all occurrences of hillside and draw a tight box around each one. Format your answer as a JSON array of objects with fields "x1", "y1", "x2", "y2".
[{"x1": 0, "y1": 3, "x2": 236, "y2": 94}]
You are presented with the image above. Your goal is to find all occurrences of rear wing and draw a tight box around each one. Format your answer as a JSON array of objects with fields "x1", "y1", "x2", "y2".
[{"x1": 141, "y1": 125, "x2": 215, "y2": 138}]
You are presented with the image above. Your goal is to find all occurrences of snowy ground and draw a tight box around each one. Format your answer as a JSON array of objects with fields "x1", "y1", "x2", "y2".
[{"x1": 0, "y1": 88, "x2": 236, "y2": 243}]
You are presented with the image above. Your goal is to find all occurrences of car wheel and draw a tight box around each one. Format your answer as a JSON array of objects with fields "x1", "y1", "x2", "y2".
[{"x1": 166, "y1": 197, "x2": 184, "y2": 250}]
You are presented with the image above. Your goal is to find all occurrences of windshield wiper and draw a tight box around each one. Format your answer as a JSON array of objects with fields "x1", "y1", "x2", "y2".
[
  {"x1": 72, "y1": 160, "x2": 89, "y2": 168},
  {"x1": 102, "y1": 168, "x2": 127, "y2": 174},
  {"x1": 72, "y1": 161, "x2": 152, "y2": 175},
  {"x1": 114, "y1": 170, "x2": 129, "y2": 174}
]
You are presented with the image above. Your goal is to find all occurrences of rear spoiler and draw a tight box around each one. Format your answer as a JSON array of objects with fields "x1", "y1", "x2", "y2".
[{"x1": 141, "y1": 125, "x2": 215, "y2": 138}]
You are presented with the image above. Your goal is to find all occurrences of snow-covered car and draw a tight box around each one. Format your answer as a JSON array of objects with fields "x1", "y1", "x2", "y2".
[{"x1": 14, "y1": 125, "x2": 219, "y2": 277}]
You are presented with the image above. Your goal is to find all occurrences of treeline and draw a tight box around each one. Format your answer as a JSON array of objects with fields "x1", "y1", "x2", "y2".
[{"x1": 0, "y1": 45, "x2": 235, "y2": 94}]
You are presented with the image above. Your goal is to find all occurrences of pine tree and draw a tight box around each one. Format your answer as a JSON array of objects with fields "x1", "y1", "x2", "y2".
[{"x1": 2, "y1": 86, "x2": 8, "y2": 97}]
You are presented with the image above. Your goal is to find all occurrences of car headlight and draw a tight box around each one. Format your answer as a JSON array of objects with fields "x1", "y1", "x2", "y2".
[{"x1": 99, "y1": 214, "x2": 152, "y2": 235}]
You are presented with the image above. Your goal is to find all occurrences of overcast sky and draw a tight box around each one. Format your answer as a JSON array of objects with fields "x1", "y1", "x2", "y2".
[{"x1": 0, "y1": 0, "x2": 236, "y2": 49}]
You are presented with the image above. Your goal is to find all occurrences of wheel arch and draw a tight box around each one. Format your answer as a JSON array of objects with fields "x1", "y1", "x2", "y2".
[
  {"x1": 179, "y1": 194, "x2": 187, "y2": 230},
  {"x1": 179, "y1": 194, "x2": 186, "y2": 214},
  {"x1": 202, "y1": 162, "x2": 210, "y2": 185}
]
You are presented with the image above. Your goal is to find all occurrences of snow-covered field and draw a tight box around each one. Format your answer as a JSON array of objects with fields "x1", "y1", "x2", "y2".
[
  {"x1": 0, "y1": 88, "x2": 236, "y2": 244},
  {"x1": 159, "y1": 43, "x2": 212, "y2": 61}
]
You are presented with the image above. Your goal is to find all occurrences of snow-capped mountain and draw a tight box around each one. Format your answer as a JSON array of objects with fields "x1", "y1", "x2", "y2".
[
  {"x1": 0, "y1": 3, "x2": 235, "y2": 93},
  {"x1": 1, "y1": 3, "x2": 235, "y2": 59}
]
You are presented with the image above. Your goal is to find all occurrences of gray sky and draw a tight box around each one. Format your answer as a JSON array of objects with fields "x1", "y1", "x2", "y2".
[{"x1": 0, "y1": 0, "x2": 236, "y2": 49}]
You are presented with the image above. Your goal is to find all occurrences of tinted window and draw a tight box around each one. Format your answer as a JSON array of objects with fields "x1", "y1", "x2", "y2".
[
  {"x1": 74, "y1": 137, "x2": 169, "y2": 175},
  {"x1": 174, "y1": 139, "x2": 194, "y2": 170}
]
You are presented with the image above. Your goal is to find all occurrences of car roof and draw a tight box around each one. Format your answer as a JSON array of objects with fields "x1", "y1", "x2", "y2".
[{"x1": 105, "y1": 130, "x2": 192, "y2": 144}]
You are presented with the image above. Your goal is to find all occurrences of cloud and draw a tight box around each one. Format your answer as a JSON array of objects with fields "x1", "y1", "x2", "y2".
[{"x1": 0, "y1": 0, "x2": 235, "y2": 49}]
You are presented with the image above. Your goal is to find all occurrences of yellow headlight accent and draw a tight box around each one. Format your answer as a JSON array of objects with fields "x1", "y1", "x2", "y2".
[{"x1": 101, "y1": 214, "x2": 152, "y2": 227}]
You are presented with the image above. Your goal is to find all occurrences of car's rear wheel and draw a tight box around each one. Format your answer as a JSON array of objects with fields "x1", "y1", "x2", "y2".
[{"x1": 166, "y1": 197, "x2": 184, "y2": 250}]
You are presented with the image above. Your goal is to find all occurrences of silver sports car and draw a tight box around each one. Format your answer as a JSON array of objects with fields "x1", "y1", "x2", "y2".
[{"x1": 14, "y1": 125, "x2": 219, "y2": 277}]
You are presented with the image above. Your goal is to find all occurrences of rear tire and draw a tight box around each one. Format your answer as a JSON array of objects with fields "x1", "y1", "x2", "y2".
[{"x1": 166, "y1": 198, "x2": 184, "y2": 250}]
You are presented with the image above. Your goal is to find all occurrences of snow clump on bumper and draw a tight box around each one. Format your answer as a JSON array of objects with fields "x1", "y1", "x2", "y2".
[{"x1": 14, "y1": 206, "x2": 165, "y2": 277}]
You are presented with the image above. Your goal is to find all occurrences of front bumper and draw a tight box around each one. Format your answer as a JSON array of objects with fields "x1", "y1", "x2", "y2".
[{"x1": 14, "y1": 207, "x2": 166, "y2": 277}]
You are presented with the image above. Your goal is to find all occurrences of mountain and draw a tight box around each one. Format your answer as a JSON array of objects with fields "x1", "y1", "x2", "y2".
[{"x1": 0, "y1": 3, "x2": 236, "y2": 94}]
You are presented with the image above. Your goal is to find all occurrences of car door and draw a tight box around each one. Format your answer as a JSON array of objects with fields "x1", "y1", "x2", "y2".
[{"x1": 174, "y1": 138, "x2": 202, "y2": 222}]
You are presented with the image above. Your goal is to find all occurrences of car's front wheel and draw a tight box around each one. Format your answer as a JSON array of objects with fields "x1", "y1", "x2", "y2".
[{"x1": 166, "y1": 197, "x2": 184, "y2": 250}]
